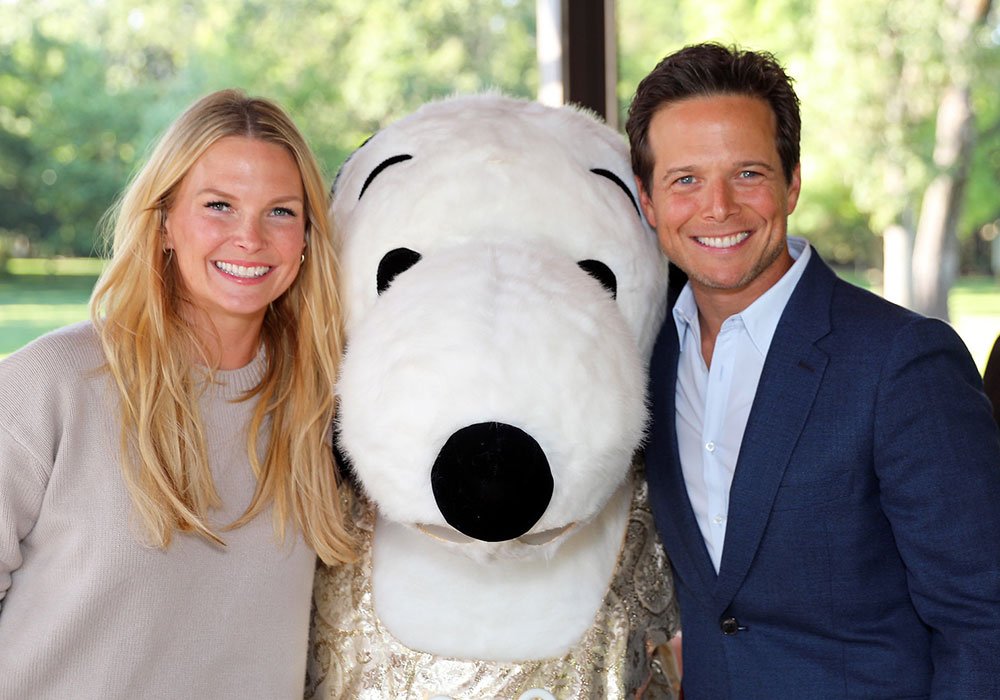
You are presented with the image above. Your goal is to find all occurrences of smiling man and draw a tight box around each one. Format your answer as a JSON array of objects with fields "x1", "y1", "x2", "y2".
[{"x1": 627, "y1": 42, "x2": 1000, "y2": 699}]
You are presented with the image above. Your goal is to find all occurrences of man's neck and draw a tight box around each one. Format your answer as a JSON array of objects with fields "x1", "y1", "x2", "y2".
[{"x1": 690, "y1": 251, "x2": 794, "y2": 367}]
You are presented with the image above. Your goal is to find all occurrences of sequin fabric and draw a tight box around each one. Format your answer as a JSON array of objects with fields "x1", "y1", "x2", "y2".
[{"x1": 305, "y1": 468, "x2": 680, "y2": 700}]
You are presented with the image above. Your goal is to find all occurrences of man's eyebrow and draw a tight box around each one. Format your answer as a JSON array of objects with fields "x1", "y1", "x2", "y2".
[
  {"x1": 660, "y1": 161, "x2": 776, "y2": 179},
  {"x1": 660, "y1": 166, "x2": 695, "y2": 178},
  {"x1": 734, "y1": 160, "x2": 776, "y2": 171}
]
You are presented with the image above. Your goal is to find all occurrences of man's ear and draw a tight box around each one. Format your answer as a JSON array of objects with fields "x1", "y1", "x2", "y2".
[
  {"x1": 786, "y1": 164, "x2": 802, "y2": 215},
  {"x1": 635, "y1": 175, "x2": 657, "y2": 228}
]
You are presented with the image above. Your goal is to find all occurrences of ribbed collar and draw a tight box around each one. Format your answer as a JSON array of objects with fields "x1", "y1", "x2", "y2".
[{"x1": 196, "y1": 344, "x2": 268, "y2": 399}]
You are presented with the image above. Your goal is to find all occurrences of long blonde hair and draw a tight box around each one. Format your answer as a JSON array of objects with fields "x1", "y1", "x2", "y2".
[{"x1": 90, "y1": 89, "x2": 354, "y2": 564}]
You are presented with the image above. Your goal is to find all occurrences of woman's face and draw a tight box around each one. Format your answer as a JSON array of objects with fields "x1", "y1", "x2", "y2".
[{"x1": 164, "y1": 136, "x2": 306, "y2": 346}]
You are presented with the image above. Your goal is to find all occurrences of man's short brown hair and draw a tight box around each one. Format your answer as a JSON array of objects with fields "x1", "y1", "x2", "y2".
[{"x1": 625, "y1": 42, "x2": 801, "y2": 193}]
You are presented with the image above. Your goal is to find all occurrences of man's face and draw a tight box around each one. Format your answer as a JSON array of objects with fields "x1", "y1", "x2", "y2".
[{"x1": 637, "y1": 94, "x2": 801, "y2": 311}]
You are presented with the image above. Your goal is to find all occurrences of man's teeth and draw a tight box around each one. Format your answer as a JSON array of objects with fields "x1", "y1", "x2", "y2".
[
  {"x1": 697, "y1": 232, "x2": 750, "y2": 249},
  {"x1": 215, "y1": 261, "x2": 271, "y2": 278}
]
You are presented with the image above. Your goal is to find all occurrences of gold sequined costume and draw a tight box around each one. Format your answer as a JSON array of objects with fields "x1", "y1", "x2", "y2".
[{"x1": 306, "y1": 472, "x2": 680, "y2": 700}]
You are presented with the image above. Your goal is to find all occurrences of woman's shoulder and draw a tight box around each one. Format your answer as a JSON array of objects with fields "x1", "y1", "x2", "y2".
[
  {"x1": 0, "y1": 321, "x2": 105, "y2": 389},
  {"x1": 0, "y1": 322, "x2": 112, "y2": 489}
]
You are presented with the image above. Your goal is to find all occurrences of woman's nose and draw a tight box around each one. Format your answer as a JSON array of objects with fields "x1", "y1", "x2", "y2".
[{"x1": 233, "y1": 217, "x2": 265, "y2": 251}]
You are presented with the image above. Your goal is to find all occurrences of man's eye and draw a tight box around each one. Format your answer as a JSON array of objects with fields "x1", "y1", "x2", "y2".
[
  {"x1": 675, "y1": 175, "x2": 695, "y2": 185},
  {"x1": 738, "y1": 170, "x2": 760, "y2": 179}
]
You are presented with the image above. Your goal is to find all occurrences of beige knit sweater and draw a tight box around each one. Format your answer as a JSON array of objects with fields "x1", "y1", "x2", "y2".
[{"x1": 0, "y1": 322, "x2": 316, "y2": 699}]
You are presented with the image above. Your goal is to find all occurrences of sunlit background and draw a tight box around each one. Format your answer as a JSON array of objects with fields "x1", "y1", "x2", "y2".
[{"x1": 1, "y1": 0, "x2": 998, "y2": 366}]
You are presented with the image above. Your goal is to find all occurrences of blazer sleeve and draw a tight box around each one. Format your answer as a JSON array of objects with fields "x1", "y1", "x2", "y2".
[{"x1": 873, "y1": 316, "x2": 1000, "y2": 697}]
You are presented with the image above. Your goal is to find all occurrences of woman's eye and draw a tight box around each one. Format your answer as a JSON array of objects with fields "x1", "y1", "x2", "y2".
[
  {"x1": 205, "y1": 200, "x2": 230, "y2": 211},
  {"x1": 272, "y1": 206, "x2": 297, "y2": 217}
]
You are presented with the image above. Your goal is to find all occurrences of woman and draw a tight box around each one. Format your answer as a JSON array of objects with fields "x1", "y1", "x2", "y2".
[{"x1": 0, "y1": 89, "x2": 353, "y2": 697}]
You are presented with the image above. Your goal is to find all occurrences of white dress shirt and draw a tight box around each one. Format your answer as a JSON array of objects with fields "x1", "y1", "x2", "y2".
[{"x1": 672, "y1": 237, "x2": 811, "y2": 572}]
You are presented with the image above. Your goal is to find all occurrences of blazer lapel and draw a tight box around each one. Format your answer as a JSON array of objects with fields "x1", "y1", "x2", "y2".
[
  {"x1": 712, "y1": 251, "x2": 834, "y2": 610},
  {"x1": 647, "y1": 310, "x2": 718, "y2": 598}
]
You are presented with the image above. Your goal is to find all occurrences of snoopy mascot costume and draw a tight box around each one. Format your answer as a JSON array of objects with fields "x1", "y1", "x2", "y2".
[{"x1": 307, "y1": 94, "x2": 680, "y2": 700}]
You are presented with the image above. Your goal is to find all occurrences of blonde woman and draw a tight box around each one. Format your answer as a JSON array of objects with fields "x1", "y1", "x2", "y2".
[{"x1": 0, "y1": 89, "x2": 353, "y2": 697}]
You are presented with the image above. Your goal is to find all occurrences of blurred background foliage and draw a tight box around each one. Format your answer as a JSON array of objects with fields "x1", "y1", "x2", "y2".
[{"x1": 1, "y1": 0, "x2": 998, "y2": 290}]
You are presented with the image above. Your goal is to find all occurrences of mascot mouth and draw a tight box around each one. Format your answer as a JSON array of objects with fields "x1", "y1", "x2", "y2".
[{"x1": 414, "y1": 521, "x2": 577, "y2": 546}]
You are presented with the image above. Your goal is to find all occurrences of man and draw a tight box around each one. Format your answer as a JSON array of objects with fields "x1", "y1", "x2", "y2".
[{"x1": 627, "y1": 42, "x2": 1000, "y2": 699}]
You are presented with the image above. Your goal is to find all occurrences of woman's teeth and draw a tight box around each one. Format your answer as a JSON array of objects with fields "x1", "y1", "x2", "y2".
[{"x1": 214, "y1": 261, "x2": 271, "y2": 278}]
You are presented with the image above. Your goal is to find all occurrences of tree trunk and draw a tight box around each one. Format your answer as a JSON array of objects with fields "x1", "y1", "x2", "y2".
[
  {"x1": 911, "y1": 85, "x2": 974, "y2": 320},
  {"x1": 910, "y1": 0, "x2": 991, "y2": 320},
  {"x1": 883, "y1": 223, "x2": 914, "y2": 307}
]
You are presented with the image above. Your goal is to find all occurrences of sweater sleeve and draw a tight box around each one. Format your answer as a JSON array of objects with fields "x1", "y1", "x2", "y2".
[
  {"x1": 0, "y1": 324, "x2": 112, "y2": 619},
  {"x1": 0, "y1": 333, "x2": 66, "y2": 612},
  {"x1": 0, "y1": 425, "x2": 48, "y2": 610}
]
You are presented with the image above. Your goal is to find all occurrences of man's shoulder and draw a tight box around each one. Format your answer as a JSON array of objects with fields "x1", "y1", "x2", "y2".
[
  {"x1": 772, "y1": 253, "x2": 977, "y2": 378},
  {"x1": 832, "y1": 275, "x2": 917, "y2": 320},
  {"x1": 797, "y1": 251, "x2": 925, "y2": 333}
]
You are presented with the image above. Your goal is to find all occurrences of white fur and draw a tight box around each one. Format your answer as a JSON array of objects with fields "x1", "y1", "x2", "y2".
[
  {"x1": 337, "y1": 241, "x2": 644, "y2": 541},
  {"x1": 372, "y1": 478, "x2": 633, "y2": 659},
  {"x1": 331, "y1": 94, "x2": 668, "y2": 659}
]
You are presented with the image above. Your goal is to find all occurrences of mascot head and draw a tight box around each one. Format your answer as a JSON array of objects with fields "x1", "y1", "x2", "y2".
[{"x1": 332, "y1": 94, "x2": 668, "y2": 561}]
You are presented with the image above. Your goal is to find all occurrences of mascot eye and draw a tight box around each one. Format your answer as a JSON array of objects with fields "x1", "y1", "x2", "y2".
[
  {"x1": 577, "y1": 259, "x2": 617, "y2": 299},
  {"x1": 377, "y1": 247, "x2": 422, "y2": 294}
]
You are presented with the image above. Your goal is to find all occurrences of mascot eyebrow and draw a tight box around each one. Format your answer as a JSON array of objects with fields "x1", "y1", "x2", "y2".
[
  {"x1": 350, "y1": 154, "x2": 639, "y2": 220},
  {"x1": 590, "y1": 168, "x2": 640, "y2": 218},
  {"x1": 358, "y1": 154, "x2": 414, "y2": 200}
]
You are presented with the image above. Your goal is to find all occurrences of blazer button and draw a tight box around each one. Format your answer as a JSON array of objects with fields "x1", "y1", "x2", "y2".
[{"x1": 720, "y1": 617, "x2": 741, "y2": 635}]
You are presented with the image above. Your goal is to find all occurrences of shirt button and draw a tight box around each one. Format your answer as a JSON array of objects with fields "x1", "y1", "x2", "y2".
[
  {"x1": 713, "y1": 514, "x2": 725, "y2": 525},
  {"x1": 705, "y1": 441, "x2": 716, "y2": 452}
]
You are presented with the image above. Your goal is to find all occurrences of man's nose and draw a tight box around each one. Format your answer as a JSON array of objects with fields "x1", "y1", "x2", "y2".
[{"x1": 704, "y1": 180, "x2": 738, "y2": 221}]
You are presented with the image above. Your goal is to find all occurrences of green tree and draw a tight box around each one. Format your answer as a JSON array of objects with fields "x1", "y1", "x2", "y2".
[
  {"x1": 617, "y1": 0, "x2": 879, "y2": 270},
  {"x1": 0, "y1": 0, "x2": 537, "y2": 256},
  {"x1": 617, "y1": 0, "x2": 1000, "y2": 314}
]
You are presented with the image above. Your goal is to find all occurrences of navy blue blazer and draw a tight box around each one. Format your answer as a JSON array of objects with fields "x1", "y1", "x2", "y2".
[{"x1": 644, "y1": 249, "x2": 1000, "y2": 699}]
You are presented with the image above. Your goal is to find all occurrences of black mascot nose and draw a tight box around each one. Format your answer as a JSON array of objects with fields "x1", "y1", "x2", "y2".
[{"x1": 431, "y1": 422, "x2": 553, "y2": 542}]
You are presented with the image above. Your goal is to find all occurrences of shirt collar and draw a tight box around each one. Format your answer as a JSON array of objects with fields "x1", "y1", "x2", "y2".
[
  {"x1": 740, "y1": 236, "x2": 810, "y2": 355},
  {"x1": 672, "y1": 237, "x2": 811, "y2": 356},
  {"x1": 672, "y1": 278, "x2": 699, "y2": 350}
]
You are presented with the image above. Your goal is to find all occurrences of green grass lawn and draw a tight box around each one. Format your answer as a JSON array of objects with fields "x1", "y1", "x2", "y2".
[
  {"x1": 0, "y1": 258, "x2": 105, "y2": 356},
  {"x1": 1, "y1": 258, "x2": 998, "y2": 370},
  {"x1": 947, "y1": 276, "x2": 1000, "y2": 371}
]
